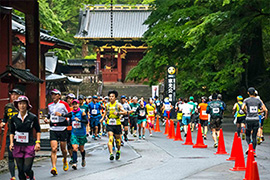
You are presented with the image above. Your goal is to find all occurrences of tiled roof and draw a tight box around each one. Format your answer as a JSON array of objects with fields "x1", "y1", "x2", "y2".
[{"x1": 75, "y1": 6, "x2": 151, "y2": 39}]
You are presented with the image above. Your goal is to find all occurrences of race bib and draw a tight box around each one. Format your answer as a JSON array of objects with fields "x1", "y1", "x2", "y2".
[
  {"x1": 140, "y1": 110, "x2": 145, "y2": 116},
  {"x1": 149, "y1": 111, "x2": 154, "y2": 115},
  {"x1": 120, "y1": 118, "x2": 125, "y2": 122},
  {"x1": 156, "y1": 102, "x2": 160, "y2": 106},
  {"x1": 108, "y1": 118, "x2": 117, "y2": 125},
  {"x1": 72, "y1": 121, "x2": 81, "y2": 129},
  {"x1": 165, "y1": 104, "x2": 171, "y2": 111},
  {"x1": 202, "y1": 110, "x2": 207, "y2": 115},
  {"x1": 250, "y1": 106, "x2": 258, "y2": 113},
  {"x1": 51, "y1": 115, "x2": 59, "y2": 123},
  {"x1": 132, "y1": 107, "x2": 137, "y2": 111},
  {"x1": 15, "y1": 131, "x2": 29, "y2": 143},
  {"x1": 213, "y1": 108, "x2": 220, "y2": 113},
  {"x1": 92, "y1": 109, "x2": 97, "y2": 115}
]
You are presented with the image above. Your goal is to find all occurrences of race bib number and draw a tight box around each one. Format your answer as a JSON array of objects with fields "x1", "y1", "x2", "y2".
[
  {"x1": 72, "y1": 121, "x2": 81, "y2": 129},
  {"x1": 132, "y1": 107, "x2": 137, "y2": 111},
  {"x1": 250, "y1": 106, "x2": 258, "y2": 113},
  {"x1": 15, "y1": 131, "x2": 29, "y2": 143},
  {"x1": 148, "y1": 111, "x2": 154, "y2": 115},
  {"x1": 213, "y1": 108, "x2": 220, "y2": 113},
  {"x1": 202, "y1": 110, "x2": 207, "y2": 115},
  {"x1": 165, "y1": 104, "x2": 171, "y2": 111},
  {"x1": 108, "y1": 118, "x2": 117, "y2": 125},
  {"x1": 92, "y1": 109, "x2": 97, "y2": 115},
  {"x1": 120, "y1": 118, "x2": 125, "y2": 122},
  {"x1": 51, "y1": 115, "x2": 59, "y2": 123},
  {"x1": 140, "y1": 110, "x2": 145, "y2": 116},
  {"x1": 156, "y1": 102, "x2": 160, "y2": 106}
]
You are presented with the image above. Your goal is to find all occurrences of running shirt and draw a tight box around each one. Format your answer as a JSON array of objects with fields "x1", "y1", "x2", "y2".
[
  {"x1": 136, "y1": 106, "x2": 147, "y2": 120},
  {"x1": 48, "y1": 100, "x2": 70, "y2": 131},
  {"x1": 198, "y1": 103, "x2": 208, "y2": 120},
  {"x1": 10, "y1": 111, "x2": 41, "y2": 146},
  {"x1": 243, "y1": 97, "x2": 263, "y2": 121},
  {"x1": 164, "y1": 102, "x2": 171, "y2": 112},
  {"x1": 3, "y1": 103, "x2": 18, "y2": 135},
  {"x1": 175, "y1": 101, "x2": 183, "y2": 112},
  {"x1": 180, "y1": 103, "x2": 193, "y2": 116},
  {"x1": 187, "y1": 101, "x2": 197, "y2": 114},
  {"x1": 80, "y1": 104, "x2": 89, "y2": 114},
  {"x1": 233, "y1": 101, "x2": 246, "y2": 117},
  {"x1": 64, "y1": 109, "x2": 88, "y2": 136},
  {"x1": 121, "y1": 102, "x2": 131, "y2": 121},
  {"x1": 129, "y1": 103, "x2": 140, "y2": 117},
  {"x1": 88, "y1": 102, "x2": 101, "y2": 117},
  {"x1": 106, "y1": 102, "x2": 121, "y2": 125},
  {"x1": 146, "y1": 103, "x2": 156, "y2": 117}
]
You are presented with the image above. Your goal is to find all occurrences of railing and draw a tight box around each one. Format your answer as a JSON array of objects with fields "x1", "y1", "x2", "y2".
[{"x1": 67, "y1": 74, "x2": 100, "y2": 83}]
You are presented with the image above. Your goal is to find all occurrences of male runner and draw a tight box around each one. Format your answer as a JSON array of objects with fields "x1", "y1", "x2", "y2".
[
  {"x1": 188, "y1": 96, "x2": 197, "y2": 132},
  {"x1": 120, "y1": 95, "x2": 132, "y2": 141},
  {"x1": 88, "y1": 95, "x2": 102, "y2": 140},
  {"x1": 101, "y1": 90, "x2": 126, "y2": 160},
  {"x1": 232, "y1": 96, "x2": 246, "y2": 139},
  {"x1": 198, "y1": 97, "x2": 209, "y2": 139},
  {"x1": 129, "y1": 97, "x2": 140, "y2": 137}
]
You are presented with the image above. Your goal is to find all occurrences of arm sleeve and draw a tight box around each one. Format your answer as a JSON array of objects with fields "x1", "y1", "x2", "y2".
[
  {"x1": 10, "y1": 117, "x2": 15, "y2": 135},
  {"x1": 33, "y1": 116, "x2": 41, "y2": 133},
  {"x1": 62, "y1": 112, "x2": 72, "y2": 118},
  {"x1": 206, "y1": 105, "x2": 210, "y2": 114},
  {"x1": 81, "y1": 115, "x2": 88, "y2": 124}
]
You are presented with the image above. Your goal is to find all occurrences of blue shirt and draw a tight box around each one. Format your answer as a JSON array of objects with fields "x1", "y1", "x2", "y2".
[
  {"x1": 88, "y1": 102, "x2": 102, "y2": 117},
  {"x1": 70, "y1": 110, "x2": 87, "y2": 136}
]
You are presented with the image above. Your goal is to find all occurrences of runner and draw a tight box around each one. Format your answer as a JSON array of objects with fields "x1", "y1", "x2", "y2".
[
  {"x1": 65, "y1": 93, "x2": 75, "y2": 164},
  {"x1": 129, "y1": 96, "x2": 140, "y2": 137},
  {"x1": 101, "y1": 90, "x2": 127, "y2": 160},
  {"x1": 154, "y1": 96, "x2": 161, "y2": 116},
  {"x1": 85, "y1": 96, "x2": 92, "y2": 105},
  {"x1": 135, "y1": 100, "x2": 147, "y2": 139},
  {"x1": 78, "y1": 95, "x2": 90, "y2": 138},
  {"x1": 242, "y1": 87, "x2": 267, "y2": 157},
  {"x1": 175, "y1": 98, "x2": 183, "y2": 131},
  {"x1": 88, "y1": 95, "x2": 102, "y2": 140},
  {"x1": 179, "y1": 98, "x2": 193, "y2": 137},
  {"x1": 206, "y1": 93, "x2": 224, "y2": 148},
  {"x1": 161, "y1": 97, "x2": 173, "y2": 125},
  {"x1": 232, "y1": 96, "x2": 246, "y2": 139},
  {"x1": 44, "y1": 89, "x2": 70, "y2": 175},
  {"x1": 145, "y1": 98, "x2": 156, "y2": 137},
  {"x1": 120, "y1": 95, "x2": 132, "y2": 141},
  {"x1": 1, "y1": 89, "x2": 23, "y2": 180},
  {"x1": 198, "y1": 97, "x2": 209, "y2": 139},
  {"x1": 62, "y1": 99, "x2": 88, "y2": 170},
  {"x1": 9, "y1": 96, "x2": 41, "y2": 180},
  {"x1": 188, "y1": 96, "x2": 197, "y2": 132}
]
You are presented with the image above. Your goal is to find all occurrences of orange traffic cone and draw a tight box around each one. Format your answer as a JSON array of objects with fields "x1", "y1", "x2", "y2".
[
  {"x1": 154, "y1": 116, "x2": 162, "y2": 132},
  {"x1": 227, "y1": 132, "x2": 238, "y2": 161},
  {"x1": 146, "y1": 122, "x2": 149, "y2": 129},
  {"x1": 214, "y1": 129, "x2": 229, "y2": 155},
  {"x1": 251, "y1": 161, "x2": 260, "y2": 180},
  {"x1": 167, "y1": 120, "x2": 172, "y2": 139},
  {"x1": 230, "y1": 137, "x2": 246, "y2": 171},
  {"x1": 168, "y1": 120, "x2": 175, "y2": 139},
  {"x1": 243, "y1": 144, "x2": 255, "y2": 180},
  {"x1": 193, "y1": 123, "x2": 207, "y2": 148},
  {"x1": 182, "y1": 124, "x2": 193, "y2": 145},
  {"x1": 174, "y1": 121, "x2": 183, "y2": 141},
  {"x1": 164, "y1": 120, "x2": 169, "y2": 135}
]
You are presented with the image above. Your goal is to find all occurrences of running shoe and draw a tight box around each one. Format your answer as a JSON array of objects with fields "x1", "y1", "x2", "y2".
[
  {"x1": 110, "y1": 153, "x2": 114, "y2": 160},
  {"x1": 262, "y1": 136, "x2": 265, "y2": 141},
  {"x1": 72, "y1": 164, "x2": 77, "y2": 170},
  {"x1": 257, "y1": 137, "x2": 261, "y2": 145},
  {"x1": 149, "y1": 134, "x2": 153, "y2": 137},
  {"x1": 99, "y1": 132, "x2": 102, "y2": 136},
  {"x1": 124, "y1": 134, "x2": 128, "y2": 142},
  {"x1": 133, "y1": 133, "x2": 137, "y2": 137},
  {"x1": 81, "y1": 159, "x2": 86, "y2": 167},
  {"x1": 112, "y1": 146, "x2": 116, "y2": 151},
  {"x1": 142, "y1": 135, "x2": 145, "y2": 140},
  {"x1": 242, "y1": 133, "x2": 245, "y2": 140},
  {"x1": 245, "y1": 148, "x2": 249, "y2": 155},
  {"x1": 254, "y1": 151, "x2": 257, "y2": 158},
  {"x1": 130, "y1": 128, "x2": 134, "y2": 134},
  {"x1": 125, "y1": 137, "x2": 128, "y2": 142},
  {"x1": 10, "y1": 177, "x2": 16, "y2": 180},
  {"x1": 50, "y1": 167, "x2": 58, "y2": 176},
  {"x1": 214, "y1": 143, "x2": 218, "y2": 148},
  {"x1": 92, "y1": 135, "x2": 95, "y2": 139},
  {"x1": 98, "y1": 134, "x2": 101, "y2": 139},
  {"x1": 139, "y1": 135, "x2": 141, "y2": 139},
  {"x1": 116, "y1": 151, "x2": 121, "y2": 160},
  {"x1": 184, "y1": 134, "x2": 187, "y2": 137},
  {"x1": 121, "y1": 141, "x2": 124, "y2": 146},
  {"x1": 69, "y1": 158, "x2": 73, "y2": 165},
  {"x1": 204, "y1": 135, "x2": 207, "y2": 140},
  {"x1": 94, "y1": 136, "x2": 97, "y2": 140},
  {"x1": 63, "y1": 159, "x2": 69, "y2": 171}
]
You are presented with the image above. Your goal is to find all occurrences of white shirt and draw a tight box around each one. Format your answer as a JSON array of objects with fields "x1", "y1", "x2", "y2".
[{"x1": 180, "y1": 103, "x2": 193, "y2": 116}]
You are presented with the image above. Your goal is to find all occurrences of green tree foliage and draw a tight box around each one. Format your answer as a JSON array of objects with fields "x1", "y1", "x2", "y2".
[{"x1": 127, "y1": 0, "x2": 270, "y2": 98}]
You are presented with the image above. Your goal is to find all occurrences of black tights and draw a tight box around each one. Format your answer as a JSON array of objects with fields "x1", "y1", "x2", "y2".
[
  {"x1": 15, "y1": 157, "x2": 34, "y2": 180},
  {"x1": 246, "y1": 128, "x2": 258, "y2": 151}
]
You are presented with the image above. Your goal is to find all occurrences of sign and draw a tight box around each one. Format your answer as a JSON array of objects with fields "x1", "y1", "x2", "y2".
[
  {"x1": 152, "y1": 85, "x2": 159, "y2": 98},
  {"x1": 166, "y1": 66, "x2": 176, "y2": 103}
]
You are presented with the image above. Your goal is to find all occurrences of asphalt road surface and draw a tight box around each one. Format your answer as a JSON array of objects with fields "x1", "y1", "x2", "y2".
[{"x1": 1, "y1": 119, "x2": 269, "y2": 180}]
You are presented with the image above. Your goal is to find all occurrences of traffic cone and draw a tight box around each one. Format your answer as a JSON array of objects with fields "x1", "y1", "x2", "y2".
[
  {"x1": 167, "y1": 120, "x2": 172, "y2": 139},
  {"x1": 243, "y1": 144, "x2": 255, "y2": 180},
  {"x1": 164, "y1": 120, "x2": 169, "y2": 135},
  {"x1": 174, "y1": 121, "x2": 183, "y2": 141},
  {"x1": 146, "y1": 122, "x2": 149, "y2": 129},
  {"x1": 193, "y1": 123, "x2": 207, "y2": 148},
  {"x1": 230, "y1": 137, "x2": 246, "y2": 171},
  {"x1": 182, "y1": 124, "x2": 193, "y2": 145},
  {"x1": 168, "y1": 120, "x2": 175, "y2": 139},
  {"x1": 154, "y1": 116, "x2": 162, "y2": 132},
  {"x1": 227, "y1": 132, "x2": 238, "y2": 161},
  {"x1": 214, "y1": 129, "x2": 229, "y2": 155},
  {"x1": 251, "y1": 161, "x2": 260, "y2": 180}
]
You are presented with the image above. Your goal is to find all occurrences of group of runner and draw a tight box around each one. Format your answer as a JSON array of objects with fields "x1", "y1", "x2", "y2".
[{"x1": 0, "y1": 87, "x2": 267, "y2": 179}]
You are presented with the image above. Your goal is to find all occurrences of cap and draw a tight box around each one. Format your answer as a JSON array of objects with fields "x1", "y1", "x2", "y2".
[
  {"x1": 72, "y1": 99, "x2": 80, "y2": 104},
  {"x1": 51, "y1": 89, "x2": 61, "y2": 95},
  {"x1": 78, "y1": 95, "x2": 85, "y2": 100},
  {"x1": 14, "y1": 96, "x2": 32, "y2": 110},
  {"x1": 189, "y1": 96, "x2": 194, "y2": 100},
  {"x1": 66, "y1": 93, "x2": 75, "y2": 99},
  {"x1": 133, "y1": 96, "x2": 138, "y2": 100},
  {"x1": 121, "y1": 95, "x2": 126, "y2": 99},
  {"x1": 237, "y1": 96, "x2": 243, "y2": 100},
  {"x1": 87, "y1": 96, "x2": 92, "y2": 99},
  {"x1": 104, "y1": 96, "x2": 109, "y2": 99},
  {"x1": 248, "y1": 87, "x2": 256, "y2": 94},
  {"x1": 217, "y1": 94, "x2": 222, "y2": 99},
  {"x1": 9, "y1": 89, "x2": 23, "y2": 95},
  {"x1": 99, "y1": 96, "x2": 103, "y2": 100},
  {"x1": 93, "y1": 95, "x2": 98, "y2": 99}
]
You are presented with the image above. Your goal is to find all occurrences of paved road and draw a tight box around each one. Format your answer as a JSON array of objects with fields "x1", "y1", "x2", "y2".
[{"x1": 1, "y1": 120, "x2": 270, "y2": 180}]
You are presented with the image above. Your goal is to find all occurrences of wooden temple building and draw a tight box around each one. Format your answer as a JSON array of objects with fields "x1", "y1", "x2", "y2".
[{"x1": 75, "y1": 4, "x2": 151, "y2": 82}]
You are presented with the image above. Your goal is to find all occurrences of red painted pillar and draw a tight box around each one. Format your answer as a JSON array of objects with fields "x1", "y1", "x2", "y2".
[
  {"x1": 117, "y1": 50, "x2": 122, "y2": 82},
  {"x1": 96, "y1": 51, "x2": 101, "y2": 74}
]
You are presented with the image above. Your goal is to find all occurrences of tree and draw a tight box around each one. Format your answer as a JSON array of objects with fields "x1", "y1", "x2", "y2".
[{"x1": 126, "y1": 0, "x2": 270, "y2": 98}]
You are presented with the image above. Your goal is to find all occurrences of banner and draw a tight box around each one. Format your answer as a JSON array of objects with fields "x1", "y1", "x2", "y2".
[
  {"x1": 166, "y1": 66, "x2": 176, "y2": 103},
  {"x1": 152, "y1": 85, "x2": 159, "y2": 98}
]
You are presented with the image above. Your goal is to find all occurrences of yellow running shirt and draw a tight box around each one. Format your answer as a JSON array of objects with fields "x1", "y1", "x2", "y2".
[
  {"x1": 106, "y1": 102, "x2": 121, "y2": 125},
  {"x1": 146, "y1": 103, "x2": 156, "y2": 117}
]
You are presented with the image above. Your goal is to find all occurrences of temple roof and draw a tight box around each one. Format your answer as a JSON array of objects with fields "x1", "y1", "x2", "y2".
[{"x1": 75, "y1": 4, "x2": 151, "y2": 41}]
